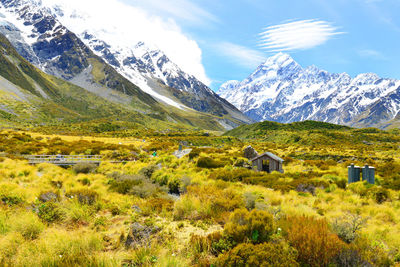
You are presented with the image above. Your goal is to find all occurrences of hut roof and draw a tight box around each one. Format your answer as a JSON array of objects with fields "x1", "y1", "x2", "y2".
[{"x1": 251, "y1": 152, "x2": 284, "y2": 163}]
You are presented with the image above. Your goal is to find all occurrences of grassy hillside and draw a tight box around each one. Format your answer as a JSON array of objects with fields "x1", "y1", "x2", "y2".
[
  {"x1": 224, "y1": 120, "x2": 351, "y2": 139},
  {"x1": 0, "y1": 33, "x2": 245, "y2": 132}
]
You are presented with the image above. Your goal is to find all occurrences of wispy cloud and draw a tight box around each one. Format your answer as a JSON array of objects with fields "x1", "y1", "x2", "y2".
[
  {"x1": 127, "y1": 0, "x2": 218, "y2": 26},
  {"x1": 258, "y1": 19, "x2": 344, "y2": 52},
  {"x1": 358, "y1": 49, "x2": 388, "y2": 60},
  {"x1": 215, "y1": 42, "x2": 266, "y2": 68}
]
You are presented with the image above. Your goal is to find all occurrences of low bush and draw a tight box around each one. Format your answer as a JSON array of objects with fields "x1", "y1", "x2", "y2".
[
  {"x1": 37, "y1": 202, "x2": 64, "y2": 223},
  {"x1": 72, "y1": 162, "x2": 98, "y2": 174},
  {"x1": 280, "y1": 215, "x2": 345, "y2": 266},
  {"x1": 0, "y1": 194, "x2": 24, "y2": 206},
  {"x1": 224, "y1": 208, "x2": 274, "y2": 244},
  {"x1": 188, "y1": 148, "x2": 201, "y2": 160},
  {"x1": 0, "y1": 185, "x2": 25, "y2": 206},
  {"x1": 197, "y1": 157, "x2": 226, "y2": 169},
  {"x1": 332, "y1": 247, "x2": 370, "y2": 267},
  {"x1": 216, "y1": 242, "x2": 298, "y2": 267},
  {"x1": 139, "y1": 165, "x2": 158, "y2": 179},
  {"x1": 330, "y1": 213, "x2": 367, "y2": 244},
  {"x1": 109, "y1": 173, "x2": 166, "y2": 198},
  {"x1": 243, "y1": 192, "x2": 257, "y2": 210},
  {"x1": 371, "y1": 187, "x2": 390, "y2": 204},
  {"x1": 66, "y1": 189, "x2": 99, "y2": 206}
]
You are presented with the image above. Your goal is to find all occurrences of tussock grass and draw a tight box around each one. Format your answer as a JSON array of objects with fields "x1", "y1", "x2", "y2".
[{"x1": 0, "y1": 127, "x2": 400, "y2": 266}]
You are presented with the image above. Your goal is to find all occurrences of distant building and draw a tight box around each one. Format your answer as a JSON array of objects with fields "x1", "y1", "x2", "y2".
[{"x1": 251, "y1": 152, "x2": 284, "y2": 173}]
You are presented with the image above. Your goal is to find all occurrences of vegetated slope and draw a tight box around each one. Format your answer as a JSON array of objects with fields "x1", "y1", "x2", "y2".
[
  {"x1": 0, "y1": 32, "x2": 236, "y2": 132},
  {"x1": 0, "y1": 0, "x2": 252, "y2": 129},
  {"x1": 0, "y1": 32, "x2": 153, "y2": 124},
  {"x1": 218, "y1": 53, "x2": 400, "y2": 129},
  {"x1": 224, "y1": 120, "x2": 351, "y2": 139}
]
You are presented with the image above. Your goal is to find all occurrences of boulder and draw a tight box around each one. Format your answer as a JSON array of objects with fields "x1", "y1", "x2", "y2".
[
  {"x1": 243, "y1": 146, "x2": 258, "y2": 160},
  {"x1": 173, "y1": 149, "x2": 192, "y2": 159},
  {"x1": 38, "y1": 191, "x2": 59, "y2": 202}
]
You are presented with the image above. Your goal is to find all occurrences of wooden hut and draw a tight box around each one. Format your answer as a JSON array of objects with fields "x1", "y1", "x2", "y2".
[{"x1": 251, "y1": 152, "x2": 284, "y2": 173}]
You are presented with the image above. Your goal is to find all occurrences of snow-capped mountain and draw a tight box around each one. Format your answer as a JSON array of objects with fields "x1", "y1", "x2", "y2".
[
  {"x1": 219, "y1": 53, "x2": 400, "y2": 128},
  {"x1": 0, "y1": 0, "x2": 250, "y2": 126}
]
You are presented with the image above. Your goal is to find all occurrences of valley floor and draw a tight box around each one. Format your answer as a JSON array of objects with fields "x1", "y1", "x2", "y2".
[{"x1": 1, "y1": 127, "x2": 400, "y2": 266}]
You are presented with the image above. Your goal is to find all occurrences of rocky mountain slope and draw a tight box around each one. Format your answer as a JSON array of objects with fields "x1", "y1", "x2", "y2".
[
  {"x1": 0, "y1": 0, "x2": 251, "y2": 128},
  {"x1": 219, "y1": 53, "x2": 400, "y2": 129},
  {"x1": 0, "y1": 31, "x2": 243, "y2": 131},
  {"x1": 0, "y1": 32, "x2": 146, "y2": 125}
]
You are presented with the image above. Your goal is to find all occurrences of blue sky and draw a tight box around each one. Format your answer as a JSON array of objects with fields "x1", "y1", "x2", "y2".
[{"x1": 122, "y1": 0, "x2": 400, "y2": 90}]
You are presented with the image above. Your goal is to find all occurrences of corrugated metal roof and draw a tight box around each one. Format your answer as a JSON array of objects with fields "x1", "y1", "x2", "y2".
[{"x1": 251, "y1": 152, "x2": 284, "y2": 162}]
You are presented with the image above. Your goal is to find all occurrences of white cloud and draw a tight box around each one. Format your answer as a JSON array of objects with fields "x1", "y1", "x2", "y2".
[
  {"x1": 259, "y1": 19, "x2": 344, "y2": 52},
  {"x1": 358, "y1": 49, "x2": 387, "y2": 60},
  {"x1": 40, "y1": 0, "x2": 211, "y2": 85},
  {"x1": 125, "y1": 0, "x2": 218, "y2": 26},
  {"x1": 215, "y1": 42, "x2": 266, "y2": 69}
]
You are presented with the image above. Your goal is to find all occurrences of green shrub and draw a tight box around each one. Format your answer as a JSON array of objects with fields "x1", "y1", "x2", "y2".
[
  {"x1": 109, "y1": 174, "x2": 144, "y2": 194},
  {"x1": 188, "y1": 148, "x2": 200, "y2": 160},
  {"x1": 109, "y1": 174, "x2": 166, "y2": 198},
  {"x1": 139, "y1": 165, "x2": 158, "y2": 179},
  {"x1": 197, "y1": 157, "x2": 225, "y2": 169},
  {"x1": 335, "y1": 179, "x2": 347, "y2": 189},
  {"x1": 243, "y1": 192, "x2": 257, "y2": 210},
  {"x1": 72, "y1": 162, "x2": 98, "y2": 174},
  {"x1": 37, "y1": 202, "x2": 64, "y2": 223},
  {"x1": 216, "y1": 242, "x2": 298, "y2": 267},
  {"x1": 179, "y1": 176, "x2": 192, "y2": 194},
  {"x1": 80, "y1": 177, "x2": 91, "y2": 186},
  {"x1": 331, "y1": 213, "x2": 367, "y2": 243},
  {"x1": 66, "y1": 189, "x2": 99, "y2": 205},
  {"x1": 190, "y1": 231, "x2": 232, "y2": 256},
  {"x1": 168, "y1": 178, "x2": 181, "y2": 195},
  {"x1": 371, "y1": 187, "x2": 390, "y2": 204},
  {"x1": 0, "y1": 195, "x2": 24, "y2": 206},
  {"x1": 224, "y1": 208, "x2": 274, "y2": 244},
  {"x1": 332, "y1": 247, "x2": 370, "y2": 267}
]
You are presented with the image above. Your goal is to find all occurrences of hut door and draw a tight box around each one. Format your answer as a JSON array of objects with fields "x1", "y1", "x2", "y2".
[{"x1": 262, "y1": 159, "x2": 270, "y2": 172}]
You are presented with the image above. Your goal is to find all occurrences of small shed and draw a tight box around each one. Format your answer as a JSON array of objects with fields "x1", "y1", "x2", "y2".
[{"x1": 251, "y1": 152, "x2": 284, "y2": 173}]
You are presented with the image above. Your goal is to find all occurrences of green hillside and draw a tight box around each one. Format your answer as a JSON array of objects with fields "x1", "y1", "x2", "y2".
[
  {"x1": 224, "y1": 120, "x2": 351, "y2": 138},
  {"x1": 0, "y1": 33, "x2": 243, "y2": 132}
]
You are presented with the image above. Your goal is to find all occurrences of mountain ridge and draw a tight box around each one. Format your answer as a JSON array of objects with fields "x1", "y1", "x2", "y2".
[
  {"x1": 0, "y1": 0, "x2": 252, "y2": 129},
  {"x1": 218, "y1": 52, "x2": 400, "y2": 129}
]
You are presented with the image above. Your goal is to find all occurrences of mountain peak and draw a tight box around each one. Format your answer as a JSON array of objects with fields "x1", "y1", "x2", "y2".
[
  {"x1": 218, "y1": 52, "x2": 400, "y2": 128},
  {"x1": 262, "y1": 52, "x2": 294, "y2": 67}
]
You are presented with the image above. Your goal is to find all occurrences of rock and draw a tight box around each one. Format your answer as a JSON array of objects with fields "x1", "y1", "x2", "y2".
[
  {"x1": 243, "y1": 146, "x2": 258, "y2": 160},
  {"x1": 132, "y1": 205, "x2": 142, "y2": 213},
  {"x1": 173, "y1": 149, "x2": 192, "y2": 159},
  {"x1": 296, "y1": 184, "x2": 316, "y2": 196},
  {"x1": 125, "y1": 223, "x2": 160, "y2": 249},
  {"x1": 38, "y1": 191, "x2": 59, "y2": 202}
]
